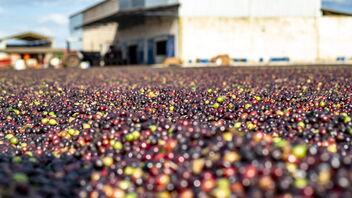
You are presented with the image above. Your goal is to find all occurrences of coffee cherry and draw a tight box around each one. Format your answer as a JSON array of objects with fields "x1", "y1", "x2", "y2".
[
  {"x1": 292, "y1": 144, "x2": 307, "y2": 159},
  {"x1": 48, "y1": 119, "x2": 58, "y2": 126},
  {"x1": 0, "y1": 66, "x2": 351, "y2": 197}
]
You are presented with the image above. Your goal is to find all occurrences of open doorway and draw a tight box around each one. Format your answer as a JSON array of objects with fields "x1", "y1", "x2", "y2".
[
  {"x1": 128, "y1": 44, "x2": 138, "y2": 65},
  {"x1": 155, "y1": 40, "x2": 167, "y2": 64}
]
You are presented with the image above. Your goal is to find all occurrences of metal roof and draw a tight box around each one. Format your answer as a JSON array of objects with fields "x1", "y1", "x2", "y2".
[{"x1": 0, "y1": 32, "x2": 52, "y2": 42}]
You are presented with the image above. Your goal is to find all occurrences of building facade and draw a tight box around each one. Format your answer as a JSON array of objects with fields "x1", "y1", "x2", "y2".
[
  {"x1": 69, "y1": 0, "x2": 119, "y2": 54},
  {"x1": 70, "y1": 0, "x2": 352, "y2": 64}
]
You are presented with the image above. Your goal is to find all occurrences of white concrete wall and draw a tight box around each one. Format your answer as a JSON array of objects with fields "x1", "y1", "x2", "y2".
[
  {"x1": 83, "y1": 23, "x2": 118, "y2": 53},
  {"x1": 180, "y1": 17, "x2": 318, "y2": 63},
  {"x1": 118, "y1": 17, "x2": 178, "y2": 62},
  {"x1": 180, "y1": 16, "x2": 352, "y2": 63},
  {"x1": 319, "y1": 16, "x2": 352, "y2": 61},
  {"x1": 179, "y1": 0, "x2": 321, "y2": 17}
]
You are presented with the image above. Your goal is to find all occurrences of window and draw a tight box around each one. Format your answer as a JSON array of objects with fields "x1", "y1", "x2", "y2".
[{"x1": 156, "y1": 40, "x2": 167, "y2": 56}]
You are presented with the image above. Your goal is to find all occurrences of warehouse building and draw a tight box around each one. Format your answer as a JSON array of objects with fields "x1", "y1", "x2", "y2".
[{"x1": 70, "y1": 0, "x2": 352, "y2": 65}]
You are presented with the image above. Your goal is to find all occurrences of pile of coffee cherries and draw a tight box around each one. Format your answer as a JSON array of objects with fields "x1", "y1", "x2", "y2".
[{"x1": 0, "y1": 66, "x2": 351, "y2": 197}]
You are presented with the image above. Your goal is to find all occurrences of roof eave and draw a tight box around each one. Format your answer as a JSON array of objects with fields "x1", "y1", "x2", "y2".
[
  {"x1": 80, "y1": 3, "x2": 180, "y2": 28},
  {"x1": 321, "y1": 7, "x2": 352, "y2": 16}
]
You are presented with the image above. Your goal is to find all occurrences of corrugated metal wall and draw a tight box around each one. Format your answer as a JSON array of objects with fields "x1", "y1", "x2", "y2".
[
  {"x1": 119, "y1": 0, "x2": 178, "y2": 10},
  {"x1": 69, "y1": 14, "x2": 84, "y2": 50},
  {"x1": 145, "y1": 0, "x2": 178, "y2": 7},
  {"x1": 69, "y1": 14, "x2": 84, "y2": 33},
  {"x1": 120, "y1": 0, "x2": 145, "y2": 10}
]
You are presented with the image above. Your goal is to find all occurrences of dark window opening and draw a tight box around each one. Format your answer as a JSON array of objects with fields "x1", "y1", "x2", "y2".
[
  {"x1": 156, "y1": 40, "x2": 167, "y2": 56},
  {"x1": 128, "y1": 45, "x2": 138, "y2": 65}
]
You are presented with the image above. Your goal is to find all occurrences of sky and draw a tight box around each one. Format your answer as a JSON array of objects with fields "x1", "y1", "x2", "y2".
[
  {"x1": 0, "y1": 0, "x2": 351, "y2": 48},
  {"x1": 322, "y1": 0, "x2": 352, "y2": 13},
  {"x1": 0, "y1": 0, "x2": 101, "y2": 48}
]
